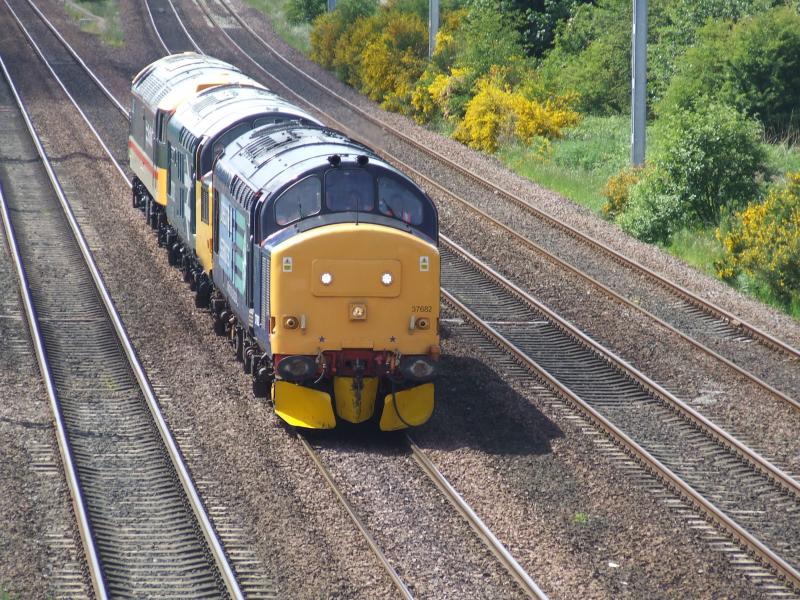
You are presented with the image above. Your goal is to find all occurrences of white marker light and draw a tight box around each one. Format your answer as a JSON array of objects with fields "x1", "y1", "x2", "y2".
[
  {"x1": 321, "y1": 272, "x2": 333, "y2": 285},
  {"x1": 381, "y1": 272, "x2": 393, "y2": 286}
]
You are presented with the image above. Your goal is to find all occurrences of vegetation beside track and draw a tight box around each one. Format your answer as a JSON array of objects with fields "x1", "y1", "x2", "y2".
[
  {"x1": 230, "y1": 0, "x2": 800, "y2": 316},
  {"x1": 64, "y1": 0, "x2": 124, "y2": 46}
]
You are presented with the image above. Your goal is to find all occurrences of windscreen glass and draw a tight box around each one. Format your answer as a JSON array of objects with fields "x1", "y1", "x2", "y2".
[
  {"x1": 274, "y1": 176, "x2": 322, "y2": 226},
  {"x1": 325, "y1": 169, "x2": 374, "y2": 212},
  {"x1": 377, "y1": 177, "x2": 424, "y2": 225}
]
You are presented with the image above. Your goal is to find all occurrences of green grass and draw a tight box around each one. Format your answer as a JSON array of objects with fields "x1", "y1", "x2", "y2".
[
  {"x1": 64, "y1": 0, "x2": 124, "y2": 47},
  {"x1": 241, "y1": 0, "x2": 312, "y2": 54},
  {"x1": 497, "y1": 116, "x2": 634, "y2": 214},
  {"x1": 765, "y1": 140, "x2": 800, "y2": 177},
  {"x1": 664, "y1": 227, "x2": 725, "y2": 277},
  {"x1": 572, "y1": 511, "x2": 590, "y2": 524}
]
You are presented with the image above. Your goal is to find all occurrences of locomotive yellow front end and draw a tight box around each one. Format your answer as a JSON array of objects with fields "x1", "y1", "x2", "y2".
[{"x1": 269, "y1": 223, "x2": 440, "y2": 430}]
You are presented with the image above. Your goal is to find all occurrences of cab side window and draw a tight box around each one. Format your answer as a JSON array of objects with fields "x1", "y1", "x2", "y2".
[
  {"x1": 377, "y1": 177, "x2": 424, "y2": 225},
  {"x1": 274, "y1": 176, "x2": 322, "y2": 226},
  {"x1": 212, "y1": 122, "x2": 251, "y2": 161}
]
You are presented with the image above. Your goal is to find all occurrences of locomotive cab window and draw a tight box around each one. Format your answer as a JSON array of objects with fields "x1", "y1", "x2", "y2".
[
  {"x1": 274, "y1": 176, "x2": 322, "y2": 226},
  {"x1": 326, "y1": 169, "x2": 374, "y2": 212},
  {"x1": 377, "y1": 177, "x2": 424, "y2": 226}
]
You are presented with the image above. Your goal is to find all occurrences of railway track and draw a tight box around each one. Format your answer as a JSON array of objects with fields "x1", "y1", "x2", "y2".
[
  {"x1": 439, "y1": 236, "x2": 800, "y2": 592},
  {"x1": 142, "y1": 0, "x2": 199, "y2": 54},
  {"x1": 5, "y1": 6, "x2": 552, "y2": 597},
  {"x1": 177, "y1": 0, "x2": 800, "y2": 409},
  {"x1": 136, "y1": 5, "x2": 800, "y2": 586},
  {"x1": 299, "y1": 432, "x2": 550, "y2": 599},
  {"x1": 11, "y1": 0, "x2": 800, "y2": 593},
  {"x1": 0, "y1": 57, "x2": 248, "y2": 598}
]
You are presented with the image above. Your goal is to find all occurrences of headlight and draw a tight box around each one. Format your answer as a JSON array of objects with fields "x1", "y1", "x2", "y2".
[
  {"x1": 321, "y1": 272, "x2": 333, "y2": 285},
  {"x1": 398, "y1": 356, "x2": 437, "y2": 382},
  {"x1": 381, "y1": 272, "x2": 393, "y2": 286},
  {"x1": 277, "y1": 355, "x2": 317, "y2": 382}
]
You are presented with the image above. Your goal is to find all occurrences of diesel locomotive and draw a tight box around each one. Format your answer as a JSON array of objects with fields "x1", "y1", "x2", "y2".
[{"x1": 128, "y1": 53, "x2": 440, "y2": 430}]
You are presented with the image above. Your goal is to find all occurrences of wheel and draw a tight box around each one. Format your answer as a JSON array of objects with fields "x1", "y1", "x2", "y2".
[
  {"x1": 252, "y1": 378, "x2": 269, "y2": 398},
  {"x1": 195, "y1": 280, "x2": 210, "y2": 309},
  {"x1": 213, "y1": 317, "x2": 226, "y2": 336},
  {"x1": 244, "y1": 345, "x2": 257, "y2": 374},
  {"x1": 234, "y1": 328, "x2": 244, "y2": 362}
]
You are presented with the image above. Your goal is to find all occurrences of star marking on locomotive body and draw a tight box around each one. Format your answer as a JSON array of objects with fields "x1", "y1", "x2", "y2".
[
  {"x1": 319, "y1": 336, "x2": 326, "y2": 342},
  {"x1": 389, "y1": 336, "x2": 396, "y2": 343}
]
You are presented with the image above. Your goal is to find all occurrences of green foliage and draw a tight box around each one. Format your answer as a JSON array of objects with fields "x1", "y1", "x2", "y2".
[
  {"x1": 284, "y1": 0, "x2": 324, "y2": 24},
  {"x1": 453, "y1": 1, "x2": 527, "y2": 81},
  {"x1": 64, "y1": 0, "x2": 124, "y2": 46},
  {"x1": 537, "y1": 0, "x2": 631, "y2": 114},
  {"x1": 538, "y1": 0, "x2": 790, "y2": 115},
  {"x1": 309, "y1": 0, "x2": 378, "y2": 68},
  {"x1": 572, "y1": 511, "x2": 590, "y2": 524},
  {"x1": 618, "y1": 103, "x2": 767, "y2": 243},
  {"x1": 717, "y1": 172, "x2": 800, "y2": 306},
  {"x1": 659, "y1": 6, "x2": 800, "y2": 138},
  {"x1": 494, "y1": 0, "x2": 593, "y2": 57},
  {"x1": 647, "y1": 0, "x2": 782, "y2": 102}
]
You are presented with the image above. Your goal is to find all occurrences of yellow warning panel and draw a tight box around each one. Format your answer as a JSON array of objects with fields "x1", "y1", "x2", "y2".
[
  {"x1": 273, "y1": 381, "x2": 336, "y2": 429},
  {"x1": 333, "y1": 376, "x2": 378, "y2": 423},
  {"x1": 379, "y1": 383, "x2": 434, "y2": 431}
]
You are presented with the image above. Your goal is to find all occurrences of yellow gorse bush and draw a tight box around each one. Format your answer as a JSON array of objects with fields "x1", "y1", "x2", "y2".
[
  {"x1": 309, "y1": 12, "x2": 339, "y2": 68},
  {"x1": 453, "y1": 77, "x2": 580, "y2": 152},
  {"x1": 716, "y1": 172, "x2": 800, "y2": 302},
  {"x1": 602, "y1": 166, "x2": 643, "y2": 218},
  {"x1": 410, "y1": 67, "x2": 472, "y2": 123},
  {"x1": 310, "y1": 5, "x2": 580, "y2": 154}
]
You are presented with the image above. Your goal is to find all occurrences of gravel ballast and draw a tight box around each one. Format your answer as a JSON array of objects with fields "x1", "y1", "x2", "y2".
[
  {"x1": 0, "y1": 47, "x2": 90, "y2": 596},
  {"x1": 6, "y1": 0, "x2": 798, "y2": 597}
]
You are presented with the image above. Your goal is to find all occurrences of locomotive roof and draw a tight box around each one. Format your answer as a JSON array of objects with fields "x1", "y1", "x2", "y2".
[
  {"x1": 214, "y1": 124, "x2": 389, "y2": 206},
  {"x1": 167, "y1": 84, "x2": 320, "y2": 151},
  {"x1": 131, "y1": 52, "x2": 258, "y2": 112}
]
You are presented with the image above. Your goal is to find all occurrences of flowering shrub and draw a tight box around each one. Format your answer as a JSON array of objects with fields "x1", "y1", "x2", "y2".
[
  {"x1": 453, "y1": 77, "x2": 579, "y2": 152},
  {"x1": 512, "y1": 91, "x2": 580, "y2": 143},
  {"x1": 716, "y1": 172, "x2": 800, "y2": 304},
  {"x1": 332, "y1": 15, "x2": 382, "y2": 87},
  {"x1": 602, "y1": 167, "x2": 643, "y2": 219},
  {"x1": 309, "y1": 0, "x2": 378, "y2": 68},
  {"x1": 308, "y1": 12, "x2": 339, "y2": 68},
  {"x1": 411, "y1": 66, "x2": 473, "y2": 123},
  {"x1": 359, "y1": 13, "x2": 427, "y2": 111},
  {"x1": 310, "y1": 3, "x2": 579, "y2": 153}
]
